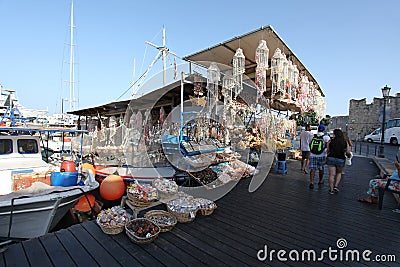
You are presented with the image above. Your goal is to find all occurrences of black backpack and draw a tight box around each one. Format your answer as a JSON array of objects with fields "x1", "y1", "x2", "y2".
[{"x1": 309, "y1": 134, "x2": 325, "y2": 155}]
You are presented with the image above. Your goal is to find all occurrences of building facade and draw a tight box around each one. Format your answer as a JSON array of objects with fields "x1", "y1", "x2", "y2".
[{"x1": 330, "y1": 115, "x2": 349, "y2": 133}]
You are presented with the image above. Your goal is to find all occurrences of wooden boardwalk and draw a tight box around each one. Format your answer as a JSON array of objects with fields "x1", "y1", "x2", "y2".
[{"x1": 0, "y1": 156, "x2": 399, "y2": 266}]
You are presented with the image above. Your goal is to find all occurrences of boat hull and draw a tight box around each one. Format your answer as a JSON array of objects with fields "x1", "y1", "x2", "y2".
[
  {"x1": 0, "y1": 184, "x2": 98, "y2": 240},
  {"x1": 95, "y1": 165, "x2": 175, "y2": 183}
]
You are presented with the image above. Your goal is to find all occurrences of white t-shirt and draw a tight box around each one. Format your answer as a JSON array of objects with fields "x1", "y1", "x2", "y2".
[
  {"x1": 310, "y1": 132, "x2": 330, "y2": 157},
  {"x1": 300, "y1": 130, "x2": 313, "y2": 152}
]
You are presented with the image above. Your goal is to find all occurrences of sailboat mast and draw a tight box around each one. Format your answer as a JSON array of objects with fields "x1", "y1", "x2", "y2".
[
  {"x1": 162, "y1": 26, "x2": 166, "y2": 86},
  {"x1": 69, "y1": 0, "x2": 75, "y2": 112}
]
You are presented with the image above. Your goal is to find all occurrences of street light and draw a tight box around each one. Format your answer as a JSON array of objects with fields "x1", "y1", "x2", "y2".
[{"x1": 378, "y1": 85, "x2": 391, "y2": 158}]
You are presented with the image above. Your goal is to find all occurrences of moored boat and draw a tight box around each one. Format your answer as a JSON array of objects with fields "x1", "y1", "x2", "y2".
[{"x1": 0, "y1": 126, "x2": 98, "y2": 241}]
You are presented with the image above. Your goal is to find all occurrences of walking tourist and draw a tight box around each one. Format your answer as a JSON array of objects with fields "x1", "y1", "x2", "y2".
[
  {"x1": 358, "y1": 161, "x2": 400, "y2": 203},
  {"x1": 308, "y1": 124, "x2": 330, "y2": 189},
  {"x1": 300, "y1": 124, "x2": 313, "y2": 174},
  {"x1": 326, "y1": 129, "x2": 351, "y2": 194}
]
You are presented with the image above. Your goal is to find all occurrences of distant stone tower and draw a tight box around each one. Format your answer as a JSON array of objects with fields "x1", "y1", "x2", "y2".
[{"x1": 348, "y1": 93, "x2": 400, "y2": 140}]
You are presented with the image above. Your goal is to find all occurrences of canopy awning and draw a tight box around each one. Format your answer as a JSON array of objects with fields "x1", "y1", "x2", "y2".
[{"x1": 184, "y1": 25, "x2": 323, "y2": 98}]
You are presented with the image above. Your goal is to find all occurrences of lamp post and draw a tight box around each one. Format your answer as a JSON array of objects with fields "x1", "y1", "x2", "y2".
[{"x1": 378, "y1": 85, "x2": 391, "y2": 158}]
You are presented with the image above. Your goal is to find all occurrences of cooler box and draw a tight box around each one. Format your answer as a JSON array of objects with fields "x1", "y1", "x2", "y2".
[{"x1": 50, "y1": 171, "x2": 78, "y2": 187}]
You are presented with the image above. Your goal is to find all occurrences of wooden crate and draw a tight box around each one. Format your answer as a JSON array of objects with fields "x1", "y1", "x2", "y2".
[{"x1": 13, "y1": 172, "x2": 51, "y2": 191}]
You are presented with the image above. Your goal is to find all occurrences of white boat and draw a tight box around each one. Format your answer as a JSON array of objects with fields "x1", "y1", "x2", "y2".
[
  {"x1": 0, "y1": 181, "x2": 97, "y2": 240},
  {"x1": 0, "y1": 127, "x2": 98, "y2": 240}
]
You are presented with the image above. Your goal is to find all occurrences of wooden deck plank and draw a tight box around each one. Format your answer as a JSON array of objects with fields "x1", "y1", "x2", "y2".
[
  {"x1": 160, "y1": 230, "x2": 228, "y2": 266},
  {"x1": 110, "y1": 232, "x2": 165, "y2": 267},
  {"x1": 190, "y1": 216, "x2": 298, "y2": 267},
  {"x1": 224, "y1": 179, "x2": 400, "y2": 255},
  {"x1": 133, "y1": 239, "x2": 186, "y2": 267},
  {"x1": 222, "y1": 188, "x2": 396, "y2": 260},
  {"x1": 196, "y1": 216, "x2": 309, "y2": 267},
  {"x1": 82, "y1": 222, "x2": 144, "y2": 267},
  {"x1": 68, "y1": 223, "x2": 120, "y2": 266},
  {"x1": 22, "y1": 238, "x2": 53, "y2": 267},
  {"x1": 84, "y1": 221, "x2": 186, "y2": 267},
  {"x1": 39, "y1": 233, "x2": 77, "y2": 267},
  {"x1": 3, "y1": 243, "x2": 29, "y2": 267},
  {"x1": 54, "y1": 228, "x2": 99, "y2": 266},
  {"x1": 177, "y1": 220, "x2": 262, "y2": 266},
  {"x1": 170, "y1": 227, "x2": 244, "y2": 266},
  {"x1": 215, "y1": 203, "x2": 347, "y2": 267},
  {"x1": 153, "y1": 237, "x2": 205, "y2": 266}
]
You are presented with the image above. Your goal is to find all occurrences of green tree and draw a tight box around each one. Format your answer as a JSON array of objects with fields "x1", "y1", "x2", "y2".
[{"x1": 291, "y1": 112, "x2": 331, "y2": 126}]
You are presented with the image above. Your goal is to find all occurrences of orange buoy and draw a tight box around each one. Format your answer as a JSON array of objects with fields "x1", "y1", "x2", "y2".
[
  {"x1": 60, "y1": 160, "x2": 77, "y2": 172},
  {"x1": 74, "y1": 193, "x2": 96, "y2": 212},
  {"x1": 100, "y1": 175, "x2": 125, "y2": 200}
]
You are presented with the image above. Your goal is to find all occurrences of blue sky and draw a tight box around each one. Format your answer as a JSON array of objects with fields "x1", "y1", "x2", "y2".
[{"x1": 0, "y1": 0, "x2": 399, "y2": 116}]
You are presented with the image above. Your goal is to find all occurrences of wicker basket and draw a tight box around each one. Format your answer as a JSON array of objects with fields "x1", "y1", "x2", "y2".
[
  {"x1": 127, "y1": 192, "x2": 157, "y2": 207},
  {"x1": 166, "y1": 206, "x2": 197, "y2": 223},
  {"x1": 199, "y1": 203, "x2": 217, "y2": 216},
  {"x1": 125, "y1": 218, "x2": 160, "y2": 244},
  {"x1": 97, "y1": 222, "x2": 125, "y2": 235},
  {"x1": 144, "y1": 210, "x2": 177, "y2": 232},
  {"x1": 152, "y1": 179, "x2": 178, "y2": 200}
]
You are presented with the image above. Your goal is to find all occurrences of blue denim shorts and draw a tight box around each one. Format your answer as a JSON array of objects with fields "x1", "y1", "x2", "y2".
[{"x1": 326, "y1": 157, "x2": 345, "y2": 169}]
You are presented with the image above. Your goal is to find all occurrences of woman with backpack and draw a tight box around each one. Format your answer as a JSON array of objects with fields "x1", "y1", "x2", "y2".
[{"x1": 326, "y1": 128, "x2": 351, "y2": 194}]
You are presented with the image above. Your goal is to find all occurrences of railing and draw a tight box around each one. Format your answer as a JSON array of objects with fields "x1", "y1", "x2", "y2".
[
  {"x1": 351, "y1": 141, "x2": 398, "y2": 162},
  {"x1": 352, "y1": 141, "x2": 380, "y2": 157}
]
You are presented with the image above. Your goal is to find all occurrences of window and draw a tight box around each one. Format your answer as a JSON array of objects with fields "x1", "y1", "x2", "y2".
[
  {"x1": 17, "y1": 139, "x2": 38, "y2": 154},
  {"x1": 386, "y1": 119, "x2": 400, "y2": 129},
  {"x1": 0, "y1": 139, "x2": 12, "y2": 154}
]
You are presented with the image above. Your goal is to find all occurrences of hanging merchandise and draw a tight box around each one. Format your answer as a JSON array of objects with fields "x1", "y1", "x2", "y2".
[
  {"x1": 270, "y1": 48, "x2": 285, "y2": 100},
  {"x1": 222, "y1": 72, "x2": 235, "y2": 128},
  {"x1": 296, "y1": 75, "x2": 310, "y2": 113},
  {"x1": 281, "y1": 55, "x2": 289, "y2": 102},
  {"x1": 190, "y1": 73, "x2": 206, "y2": 106},
  {"x1": 233, "y1": 48, "x2": 245, "y2": 99},
  {"x1": 159, "y1": 107, "x2": 166, "y2": 124},
  {"x1": 255, "y1": 40, "x2": 269, "y2": 101},
  {"x1": 207, "y1": 62, "x2": 220, "y2": 117},
  {"x1": 173, "y1": 57, "x2": 178, "y2": 80},
  {"x1": 287, "y1": 60, "x2": 295, "y2": 101},
  {"x1": 308, "y1": 82, "x2": 316, "y2": 111},
  {"x1": 313, "y1": 89, "x2": 326, "y2": 121},
  {"x1": 222, "y1": 72, "x2": 235, "y2": 103},
  {"x1": 292, "y1": 64, "x2": 299, "y2": 101},
  {"x1": 193, "y1": 72, "x2": 204, "y2": 96}
]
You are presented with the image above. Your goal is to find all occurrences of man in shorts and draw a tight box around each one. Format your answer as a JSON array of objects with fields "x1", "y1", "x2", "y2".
[
  {"x1": 309, "y1": 124, "x2": 330, "y2": 189},
  {"x1": 300, "y1": 124, "x2": 313, "y2": 174}
]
